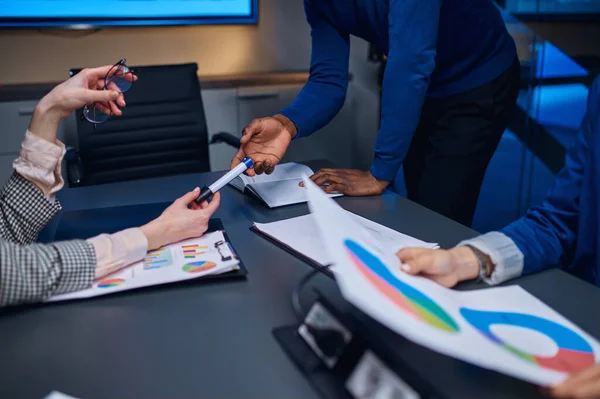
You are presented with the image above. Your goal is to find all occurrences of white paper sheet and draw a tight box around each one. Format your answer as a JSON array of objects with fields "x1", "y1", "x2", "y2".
[
  {"x1": 304, "y1": 177, "x2": 600, "y2": 386},
  {"x1": 44, "y1": 392, "x2": 79, "y2": 399},
  {"x1": 254, "y1": 213, "x2": 437, "y2": 266},
  {"x1": 49, "y1": 231, "x2": 239, "y2": 302},
  {"x1": 239, "y1": 162, "x2": 315, "y2": 186}
]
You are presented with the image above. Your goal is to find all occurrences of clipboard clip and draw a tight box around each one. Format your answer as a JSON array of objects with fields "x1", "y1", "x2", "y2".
[{"x1": 215, "y1": 240, "x2": 236, "y2": 262}]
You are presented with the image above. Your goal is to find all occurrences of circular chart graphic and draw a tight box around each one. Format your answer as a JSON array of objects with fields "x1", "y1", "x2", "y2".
[
  {"x1": 97, "y1": 278, "x2": 125, "y2": 288},
  {"x1": 460, "y1": 308, "x2": 595, "y2": 373},
  {"x1": 182, "y1": 261, "x2": 217, "y2": 274},
  {"x1": 344, "y1": 239, "x2": 459, "y2": 333}
]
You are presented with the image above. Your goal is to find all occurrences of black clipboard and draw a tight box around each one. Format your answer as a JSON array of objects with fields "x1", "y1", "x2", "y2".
[
  {"x1": 250, "y1": 225, "x2": 334, "y2": 278},
  {"x1": 54, "y1": 202, "x2": 247, "y2": 280}
]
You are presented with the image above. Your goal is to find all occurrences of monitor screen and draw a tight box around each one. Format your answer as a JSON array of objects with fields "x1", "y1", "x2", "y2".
[{"x1": 0, "y1": 0, "x2": 258, "y2": 27}]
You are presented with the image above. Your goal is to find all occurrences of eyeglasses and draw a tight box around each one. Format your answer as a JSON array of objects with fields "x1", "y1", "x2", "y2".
[{"x1": 82, "y1": 58, "x2": 135, "y2": 125}]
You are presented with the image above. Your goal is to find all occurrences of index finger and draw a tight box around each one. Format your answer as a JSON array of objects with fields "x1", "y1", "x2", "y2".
[
  {"x1": 396, "y1": 247, "x2": 427, "y2": 262},
  {"x1": 84, "y1": 65, "x2": 117, "y2": 80}
]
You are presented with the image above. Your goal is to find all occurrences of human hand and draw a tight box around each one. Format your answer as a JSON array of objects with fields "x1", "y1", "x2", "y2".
[
  {"x1": 396, "y1": 247, "x2": 482, "y2": 288},
  {"x1": 547, "y1": 364, "x2": 600, "y2": 398},
  {"x1": 140, "y1": 188, "x2": 221, "y2": 251},
  {"x1": 29, "y1": 65, "x2": 137, "y2": 143},
  {"x1": 299, "y1": 168, "x2": 389, "y2": 196},
  {"x1": 230, "y1": 114, "x2": 296, "y2": 176}
]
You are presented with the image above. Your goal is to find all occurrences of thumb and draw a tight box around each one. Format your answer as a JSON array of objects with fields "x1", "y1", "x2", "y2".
[
  {"x1": 85, "y1": 89, "x2": 119, "y2": 103},
  {"x1": 202, "y1": 191, "x2": 221, "y2": 216},
  {"x1": 175, "y1": 187, "x2": 201, "y2": 206},
  {"x1": 240, "y1": 119, "x2": 262, "y2": 144}
]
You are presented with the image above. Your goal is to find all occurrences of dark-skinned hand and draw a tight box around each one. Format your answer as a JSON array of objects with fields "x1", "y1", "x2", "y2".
[
  {"x1": 299, "y1": 168, "x2": 390, "y2": 196},
  {"x1": 230, "y1": 115, "x2": 296, "y2": 176}
]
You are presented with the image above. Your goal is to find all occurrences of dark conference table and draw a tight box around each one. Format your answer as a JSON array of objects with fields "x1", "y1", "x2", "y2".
[{"x1": 1, "y1": 167, "x2": 599, "y2": 399}]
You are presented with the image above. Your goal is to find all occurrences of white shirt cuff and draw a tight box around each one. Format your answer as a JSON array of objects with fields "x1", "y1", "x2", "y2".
[
  {"x1": 13, "y1": 130, "x2": 66, "y2": 200},
  {"x1": 458, "y1": 232, "x2": 524, "y2": 285},
  {"x1": 88, "y1": 228, "x2": 149, "y2": 280}
]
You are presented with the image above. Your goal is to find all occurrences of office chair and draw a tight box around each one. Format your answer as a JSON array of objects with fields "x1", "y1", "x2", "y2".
[{"x1": 66, "y1": 63, "x2": 239, "y2": 187}]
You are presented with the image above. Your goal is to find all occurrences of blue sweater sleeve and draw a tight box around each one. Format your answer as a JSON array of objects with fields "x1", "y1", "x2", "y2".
[
  {"x1": 500, "y1": 114, "x2": 590, "y2": 276},
  {"x1": 278, "y1": 1, "x2": 350, "y2": 138},
  {"x1": 370, "y1": 0, "x2": 442, "y2": 182}
]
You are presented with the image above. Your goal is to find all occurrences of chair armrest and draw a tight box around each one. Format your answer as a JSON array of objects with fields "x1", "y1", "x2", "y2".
[
  {"x1": 65, "y1": 147, "x2": 83, "y2": 187},
  {"x1": 210, "y1": 132, "x2": 240, "y2": 148}
]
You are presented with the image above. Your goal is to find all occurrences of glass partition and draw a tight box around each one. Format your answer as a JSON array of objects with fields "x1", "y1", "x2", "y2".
[{"x1": 473, "y1": 2, "x2": 596, "y2": 232}]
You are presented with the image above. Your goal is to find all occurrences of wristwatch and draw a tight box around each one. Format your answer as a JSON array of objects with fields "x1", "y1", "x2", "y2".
[{"x1": 464, "y1": 244, "x2": 489, "y2": 282}]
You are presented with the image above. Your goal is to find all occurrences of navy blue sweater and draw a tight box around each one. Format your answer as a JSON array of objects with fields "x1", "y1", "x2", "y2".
[
  {"x1": 280, "y1": 0, "x2": 517, "y2": 181},
  {"x1": 501, "y1": 77, "x2": 600, "y2": 286}
]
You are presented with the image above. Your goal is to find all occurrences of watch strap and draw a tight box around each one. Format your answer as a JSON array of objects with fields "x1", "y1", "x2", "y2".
[{"x1": 464, "y1": 244, "x2": 488, "y2": 282}]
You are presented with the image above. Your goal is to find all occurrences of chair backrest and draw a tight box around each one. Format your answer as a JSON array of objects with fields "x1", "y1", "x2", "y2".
[{"x1": 70, "y1": 63, "x2": 210, "y2": 186}]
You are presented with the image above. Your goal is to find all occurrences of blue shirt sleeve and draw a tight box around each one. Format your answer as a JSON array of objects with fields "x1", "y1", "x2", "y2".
[
  {"x1": 501, "y1": 114, "x2": 590, "y2": 276},
  {"x1": 279, "y1": 1, "x2": 350, "y2": 138},
  {"x1": 370, "y1": 0, "x2": 442, "y2": 182}
]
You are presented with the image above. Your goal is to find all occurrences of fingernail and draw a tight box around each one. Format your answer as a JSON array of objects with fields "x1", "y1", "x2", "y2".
[
  {"x1": 401, "y1": 264, "x2": 411, "y2": 272},
  {"x1": 122, "y1": 99, "x2": 126, "y2": 106},
  {"x1": 194, "y1": 187, "x2": 200, "y2": 192},
  {"x1": 110, "y1": 91, "x2": 119, "y2": 99}
]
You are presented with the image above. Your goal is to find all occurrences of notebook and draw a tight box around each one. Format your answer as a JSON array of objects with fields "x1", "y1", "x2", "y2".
[{"x1": 229, "y1": 162, "x2": 342, "y2": 208}]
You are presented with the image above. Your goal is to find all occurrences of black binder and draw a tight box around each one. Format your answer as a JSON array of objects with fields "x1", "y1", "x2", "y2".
[
  {"x1": 250, "y1": 225, "x2": 334, "y2": 278},
  {"x1": 54, "y1": 202, "x2": 248, "y2": 280}
]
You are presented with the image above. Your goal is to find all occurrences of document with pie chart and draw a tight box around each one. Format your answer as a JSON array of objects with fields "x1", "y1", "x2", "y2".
[
  {"x1": 49, "y1": 231, "x2": 240, "y2": 302},
  {"x1": 304, "y1": 178, "x2": 600, "y2": 386}
]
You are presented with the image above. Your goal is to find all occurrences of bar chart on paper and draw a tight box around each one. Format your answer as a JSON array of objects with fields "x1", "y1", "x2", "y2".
[
  {"x1": 182, "y1": 244, "x2": 208, "y2": 259},
  {"x1": 143, "y1": 247, "x2": 173, "y2": 270}
]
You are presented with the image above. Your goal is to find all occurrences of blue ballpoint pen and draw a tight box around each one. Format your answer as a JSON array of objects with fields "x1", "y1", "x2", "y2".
[{"x1": 195, "y1": 157, "x2": 254, "y2": 204}]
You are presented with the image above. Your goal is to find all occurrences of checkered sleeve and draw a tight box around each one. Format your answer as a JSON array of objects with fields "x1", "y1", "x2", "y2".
[
  {"x1": 0, "y1": 238, "x2": 96, "y2": 306},
  {"x1": 0, "y1": 172, "x2": 61, "y2": 245}
]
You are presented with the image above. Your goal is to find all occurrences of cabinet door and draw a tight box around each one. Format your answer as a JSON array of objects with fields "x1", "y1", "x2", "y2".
[
  {"x1": 201, "y1": 88, "x2": 239, "y2": 172},
  {"x1": 0, "y1": 154, "x2": 16, "y2": 186},
  {"x1": 237, "y1": 84, "x2": 357, "y2": 170},
  {"x1": 0, "y1": 100, "x2": 38, "y2": 153}
]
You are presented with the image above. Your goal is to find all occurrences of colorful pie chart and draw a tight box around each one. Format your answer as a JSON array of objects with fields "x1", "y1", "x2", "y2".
[
  {"x1": 460, "y1": 308, "x2": 595, "y2": 373},
  {"x1": 97, "y1": 278, "x2": 125, "y2": 288},
  {"x1": 182, "y1": 261, "x2": 217, "y2": 274},
  {"x1": 344, "y1": 239, "x2": 459, "y2": 333}
]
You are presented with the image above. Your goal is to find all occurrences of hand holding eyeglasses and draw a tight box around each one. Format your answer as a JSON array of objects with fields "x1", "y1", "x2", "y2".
[{"x1": 29, "y1": 61, "x2": 137, "y2": 143}]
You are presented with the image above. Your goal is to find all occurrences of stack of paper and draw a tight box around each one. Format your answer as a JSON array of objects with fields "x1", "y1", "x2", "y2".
[
  {"x1": 49, "y1": 231, "x2": 240, "y2": 302},
  {"x1": 253, "y1": 211, "x2": 437, "y2": 267},
  {"x1": 303, "y1": 177, "x2": 600, "y2": 386}
]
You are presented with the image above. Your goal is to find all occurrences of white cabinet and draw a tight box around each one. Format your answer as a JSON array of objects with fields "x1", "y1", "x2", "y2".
[
  {"x1": 0, "y1": 100, "x2": 37, "y2": 186},
  {"x1": 0, "y1": 98, "x2": 74, "y2": 186},
  {"x1": 0, "y1": 155, "x2": 15, "y2": 186},
  {"x1": 201, "y1": 88, "x2": 239, "y2": 172}
]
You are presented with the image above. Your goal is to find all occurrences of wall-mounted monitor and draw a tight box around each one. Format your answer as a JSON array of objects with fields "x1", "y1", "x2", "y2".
[
  {"x1": 498, "y1": 0, "x2": 600, "y2": 20},
  {"x1": 0, "y1": 0, "x2": 258, "y2": 28}
]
